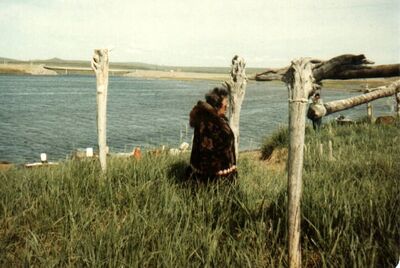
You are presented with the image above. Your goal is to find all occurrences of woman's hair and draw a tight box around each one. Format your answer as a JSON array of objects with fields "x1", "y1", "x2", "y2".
[{"x1": 205, "y1": 87, "x2": 228, "y2": 109}]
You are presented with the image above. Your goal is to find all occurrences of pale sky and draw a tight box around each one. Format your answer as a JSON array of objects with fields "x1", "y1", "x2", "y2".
[{"x1": 0, "y1": 0, "x2": 399, "y2": 67}]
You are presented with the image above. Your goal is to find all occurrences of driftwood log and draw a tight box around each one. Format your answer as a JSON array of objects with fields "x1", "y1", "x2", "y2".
[
  {"x1": 223, "y1": 55, "x2": 247, "y2": 161},
  {"x1": 307, "y1": 80, "x2": 400, "y2": 119},
  {"x1": 91, "y1": 49, "x2": 109, "y2": 172},
  {"x1": 255, "y1": 54, "x2": 400, "y2": 82}
]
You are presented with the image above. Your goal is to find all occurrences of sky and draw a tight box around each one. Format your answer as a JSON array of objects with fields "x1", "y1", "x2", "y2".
[{"x1": 0, "y1": 0, "x2": 399, "y2": 67}]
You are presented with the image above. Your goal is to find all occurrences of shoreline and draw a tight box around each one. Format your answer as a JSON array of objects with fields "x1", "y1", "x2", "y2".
[{"x1": 123, "y1": 69, "x2": 229, "y2": 81}]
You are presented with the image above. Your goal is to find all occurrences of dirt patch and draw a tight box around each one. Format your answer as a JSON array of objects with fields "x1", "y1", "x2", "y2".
[
  {"x1": 0, "y1": 163, "x2": 14, "y2": 171},
  {"x1": 240, "y1": 148, "x2": 288, "y2": 172},
  {"x1": 264, "y1": 147, "x2": 288, "y2": 172}
]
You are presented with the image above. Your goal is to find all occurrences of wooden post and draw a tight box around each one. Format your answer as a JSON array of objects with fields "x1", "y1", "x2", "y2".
[
  {"x1": 224, "y1": 55, "x2": 247, "y2": 161},
  {"x1": 364, "y1": 85, "x2": 373, "y2": 122},
  {"x1": 91, "y1": 49, "x2": 109, "y2": 172},
  {"x1": 328, "y1": 140, "x2": 334, "y2": 161},
  {"x1": 283, "y1": 58, "x2": 316, "y2": 268},
  {"x1": 319, "y1": 143, "x2": 324, "y2": 157},
  {"x1": 367, "y1": 103, "x2": 373, "y2": 122}
]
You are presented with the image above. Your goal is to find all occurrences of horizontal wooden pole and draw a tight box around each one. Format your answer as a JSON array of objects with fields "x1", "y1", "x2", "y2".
[{"x1": 325, "y1": 80, "x2": 400, "y2": 114}]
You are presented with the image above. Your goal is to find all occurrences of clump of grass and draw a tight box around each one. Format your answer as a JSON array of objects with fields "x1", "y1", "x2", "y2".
[
  {"x1": 0, "y1": 122, "x2": 399, "y2": 267},
  {"x1": 260, "y1": 126, "x2": 289, "y2": 160},
  {"x1": 260, "y1": 124, "x2": 315, "y2": 160}
]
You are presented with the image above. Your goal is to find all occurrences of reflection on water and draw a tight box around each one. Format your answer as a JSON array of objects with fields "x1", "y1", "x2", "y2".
[{"x1": 0, "y1": 75, "x2": 394, "y2": 163}]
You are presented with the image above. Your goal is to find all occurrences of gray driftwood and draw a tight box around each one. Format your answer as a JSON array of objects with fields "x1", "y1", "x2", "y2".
[
  {"x1": 223, "y1": 55, "x2": 247, "y2": 160},
  {"x1": 91, "y1": 49, "x2": 109, "y2": 172},
  {"x1": 255, "y1": 54, "x2": 400, "y2": 82},
  {"x1": 367, "y1": 103, "x2": 373, "y2": 122}
]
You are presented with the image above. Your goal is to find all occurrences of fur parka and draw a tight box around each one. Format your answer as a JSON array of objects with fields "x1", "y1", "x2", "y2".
[{"x1": 189, "y1": 101, "x2": 236, "y2": 178}]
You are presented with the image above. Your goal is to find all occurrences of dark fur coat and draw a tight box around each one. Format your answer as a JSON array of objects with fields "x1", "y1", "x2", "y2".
[{"x1": 189, "y1": 101, "x2": 236, "y2": 177}]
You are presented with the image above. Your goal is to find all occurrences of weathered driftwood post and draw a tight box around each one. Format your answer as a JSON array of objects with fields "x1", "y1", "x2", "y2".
[
  {"x1": 283, "y1": 58, "x2": 316, "y2": 268},
  {"x1": 367, "y1": 103, "x2": 373, "y2": 122},
  {"x1": 328, "y1": 140, "x2": 334, "y2": 161},
  {"x1": 364, "y1": 85, "x2": 374, "y2": 122},
  {"x1": 91, "y1": 49, "x2": 109, "y2": 172},
  {"x1": 319, "y1": 143, "x2": 324, "y2": 157},
  {"x1": 223, "y1": 55, "x2": 247, "y2": 160}
]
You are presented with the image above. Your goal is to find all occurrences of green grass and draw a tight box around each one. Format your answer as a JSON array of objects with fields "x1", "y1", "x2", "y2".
[{"x1": 1, "y1": 122, "x2": 399, "y2": 267}]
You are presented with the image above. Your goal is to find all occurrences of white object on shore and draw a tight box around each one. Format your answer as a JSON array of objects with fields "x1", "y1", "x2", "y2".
[
  {"x1": 86, "y1": 147, "x2": 94, "y2": 157},
  {"x1": 40, "y1": 153, "x2": 47, "y2": 163},
  {"x1": 169, "y1": 142, "x2": 191, "y2": 155},
  {"x1": 169, "y1": 148, "x2": 180, "y2": 155},
  {"x1": 111, "y1": 152, "x2": 132, "y2": 157},
  {"x1": 25, "y1": 162, "x2": 59, "y2": 168},
  {"x1": 179, "y1": 142, "x2": 190, "y2": 152}
]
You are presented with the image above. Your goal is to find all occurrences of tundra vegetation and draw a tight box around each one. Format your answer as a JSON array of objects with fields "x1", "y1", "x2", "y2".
[{"x1": 0, "y1": 120, "x2": 399, "y2": 267}]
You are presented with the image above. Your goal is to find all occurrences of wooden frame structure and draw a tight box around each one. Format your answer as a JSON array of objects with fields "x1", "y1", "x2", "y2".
[{"x1": 275, "y1": 54, "x2": 399, "y2": 268}]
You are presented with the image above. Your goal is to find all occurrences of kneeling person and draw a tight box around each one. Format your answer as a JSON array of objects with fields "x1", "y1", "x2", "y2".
[{"x1": 188, "y1": 87, "x2": 237, "y2": 182}]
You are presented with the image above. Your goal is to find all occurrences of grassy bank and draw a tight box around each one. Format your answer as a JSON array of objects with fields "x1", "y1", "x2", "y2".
[{"x1": 0, "y1": 122, "x2": 399, "y2": 267}]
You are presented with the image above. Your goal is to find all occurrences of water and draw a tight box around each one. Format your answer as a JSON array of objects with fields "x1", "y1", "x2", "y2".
[{"x1": 0, "y1": 75, "x2": 395, "y2": 163}]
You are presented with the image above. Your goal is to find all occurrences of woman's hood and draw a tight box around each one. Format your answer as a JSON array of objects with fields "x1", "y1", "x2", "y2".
[{"x1": 189, "y1": 101, "x2": 218, "y2": 128}]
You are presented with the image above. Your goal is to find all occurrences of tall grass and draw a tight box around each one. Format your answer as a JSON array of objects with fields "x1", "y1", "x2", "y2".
[{"x1": 0, "y1": 122, "x2": 399, "y2": 267}]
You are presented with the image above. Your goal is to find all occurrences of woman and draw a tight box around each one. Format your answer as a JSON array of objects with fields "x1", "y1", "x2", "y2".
[{"x1": 188, "y1": 87, "x2": 237, "y2": 182}]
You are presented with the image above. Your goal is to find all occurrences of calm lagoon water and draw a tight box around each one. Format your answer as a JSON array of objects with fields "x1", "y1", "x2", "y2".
[{"x1": 0, "y1": 75, "x2": 394, "y2": 163}]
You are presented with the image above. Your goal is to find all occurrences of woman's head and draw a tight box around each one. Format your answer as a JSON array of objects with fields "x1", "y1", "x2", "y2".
[{"x1": 205, "y1": 87, "x2": 229, "y2": 115}]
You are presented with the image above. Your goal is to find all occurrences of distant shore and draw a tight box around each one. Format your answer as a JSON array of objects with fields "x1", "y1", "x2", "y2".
[
  {"x1": 0, "y1": 63, "x2": 57, "y2": 75},
  {"x1": 0, "y1": 63, "x2": 398, "y2": 91},
  {"x1": 0, "y1": 63, "x2": 230, "y2": 81},
  {"x1": 123, "y1": 69, "x2": 229, "y2": 81}
]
